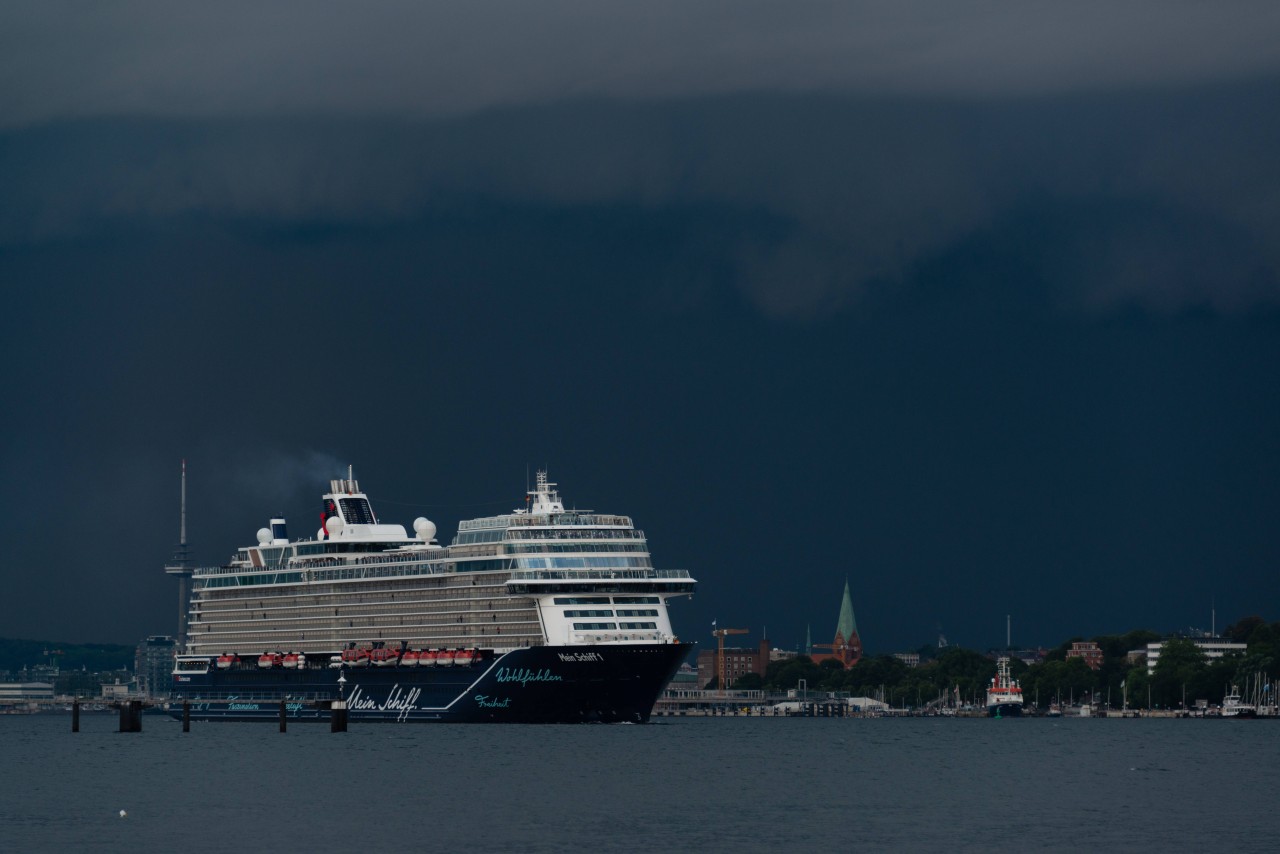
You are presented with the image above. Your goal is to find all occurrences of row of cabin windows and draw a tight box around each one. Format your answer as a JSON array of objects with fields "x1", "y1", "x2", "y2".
[
  {"x1": 515, "y1": 556, "x2": 652, "y2": 570},
  {"x1": 507, "y1": 542, "x2": 649, "y2": 554},
  {"x1": 571, "y1": 621, "x2": 659, "y2": 631},
  {"x1": 552, "y1": 596, "x2": 660, "y2": 605}
]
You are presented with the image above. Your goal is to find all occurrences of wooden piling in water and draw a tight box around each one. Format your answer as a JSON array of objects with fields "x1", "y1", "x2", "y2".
[
  {"x1": 279, "y1": 699, "x2": 287, "y2": 733},
  {"x1": 118, "y1": 700, "x2": 142, "y2": 733},
  {"x1": 182, "y1": 701, "x2": 190, "y2": 732},
  {"x1": 72, "y1": 700, "x2": 79, "y2": 733}
]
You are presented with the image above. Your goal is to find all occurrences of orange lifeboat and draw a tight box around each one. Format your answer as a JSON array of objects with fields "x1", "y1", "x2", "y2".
[
  {"x1": 282, "y1": 653, "x2": 301, "y2": 669},
  {"x1": 341, "y1": 647, "x2": 372, "y2": 667},
  {"x1": 216, "y1": 654, "x2": 238, "y2": 670},
  {"x1": 257, "y1": 652, "x2": 282, "y2": 669},
  {"x1": 436, "y1": 648, "x2": 456, "y2": 667},
  {"x1": 371, "y1": 648, "x2": 400, "y2": 667},
  {"x1": 454, "y1": 648, "x2": 478, "y2": 667},
  {"x1": 420, "y1": 649, "x2": 439, "y2": 667},
  {"x1": 400, "y1": 650, "x2": 420, "y2": 667}
]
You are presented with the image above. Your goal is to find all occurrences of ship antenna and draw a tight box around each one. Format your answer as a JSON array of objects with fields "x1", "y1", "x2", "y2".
[
  {"x1": 164, "y1": 459, "x2": 195, "y2": 649},
  {"x1": 180, "y1": 458, "x2": 187, "y2": 549}
]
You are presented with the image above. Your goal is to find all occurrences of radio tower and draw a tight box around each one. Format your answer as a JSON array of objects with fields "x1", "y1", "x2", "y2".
[{"x1": 163, "y1": 460, "x2": 195, "y2": 648}]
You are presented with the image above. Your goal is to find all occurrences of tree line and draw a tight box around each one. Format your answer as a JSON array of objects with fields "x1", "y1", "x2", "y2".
[
  {"x1": 0, "y1": 638, "x2": 136, "y2": 675},
  {"x1": 728, "y1": 616, "x2": 1279, "y2": 710}
]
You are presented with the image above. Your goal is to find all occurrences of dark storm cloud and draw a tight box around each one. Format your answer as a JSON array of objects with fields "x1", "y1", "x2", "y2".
[
  {"x1": 4, "y1": 3, "x2": 1279, "y2": 316},
  {"x1": 2, "y1": 3, "x2": 1278, "y2": 650},
  {"x1": 4, "y1": 89, "x2": 1279, "y2": 316},
  {"x1": 4, "y1": 1, "x2": 1279, "y2": 127}
]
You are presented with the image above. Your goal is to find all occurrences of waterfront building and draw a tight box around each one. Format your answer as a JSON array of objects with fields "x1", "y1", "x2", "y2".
[
  {"x1": 893, "y1": 652, "x2": 920, "y2": 668},
  {"x1": 100, "y1": 679, "x2": 132, "y2": 700},
  {"x1": 134, "y1": 635, "x2": 176, "y2": 698},
  {"x1": 697, "y1": 637, "x2": 770, "y2": 689},
  {"x1": 810, "y1": 580, "x2": 863, "y2": 668},
  {"x1": 1146, "y1": 637, "x2": 1247, "y2": 674},
  {"x1": 1067, "y1": 641, "x2": 1104, "y2": 670},
  {"x1": 0, "y1": 682, "x2": 54, "y2": 707}
]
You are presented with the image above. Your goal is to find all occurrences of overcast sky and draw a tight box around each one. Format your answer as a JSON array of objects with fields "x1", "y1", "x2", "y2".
[{"x1": 2, "y1": 3, "x2": 1278, "y2": 653}]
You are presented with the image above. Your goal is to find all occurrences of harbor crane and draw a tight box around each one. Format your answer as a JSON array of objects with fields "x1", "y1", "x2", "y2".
[{"x1": 712, "y1": 626, "x2": 748, "y2": 697}]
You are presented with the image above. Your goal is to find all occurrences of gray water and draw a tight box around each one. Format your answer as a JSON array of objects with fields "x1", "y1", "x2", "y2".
[{"x1": 3, "y1": 714, "x2": 1278, "y2": 853}]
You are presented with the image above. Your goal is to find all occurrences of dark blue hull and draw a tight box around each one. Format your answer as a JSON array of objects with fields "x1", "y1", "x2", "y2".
[
  {"x1": 170, "y1": 643, "x2": 689, "y2": 723},
  {"x1": 987, "y1": 702, "x2": 1024, "y2": 717}
]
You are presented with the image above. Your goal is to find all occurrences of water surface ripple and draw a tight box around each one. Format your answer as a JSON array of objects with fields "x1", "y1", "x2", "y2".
[{"x1": 3, "y1": 715, "x2": 1276, "y2": 852}]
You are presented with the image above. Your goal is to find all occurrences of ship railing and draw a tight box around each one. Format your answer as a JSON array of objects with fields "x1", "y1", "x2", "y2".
[
  {"x1": 194, "y1": 559, "x2": 460, "y2": 584},
  {"x1": 507, "y1": 568, "x2": 692, "y2": 581},
  {"x1": 464, "y1": 513, "x2": 633, "y2": 531}
]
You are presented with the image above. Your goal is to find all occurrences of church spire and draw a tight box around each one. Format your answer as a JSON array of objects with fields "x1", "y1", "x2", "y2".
[{"x1": 836, "y1": 578, "x2": 858, "y2": 643}]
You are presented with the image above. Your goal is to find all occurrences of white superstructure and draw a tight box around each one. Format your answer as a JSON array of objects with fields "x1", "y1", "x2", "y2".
[{"x1": 184, "y1": 470, "x2": 695, "y2": 657}]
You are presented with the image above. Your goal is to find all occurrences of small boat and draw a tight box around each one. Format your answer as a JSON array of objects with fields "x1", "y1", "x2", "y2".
[
  {"x1": 437, "y1": 648, "x2": 456, "y2": 667},
  {"x1": 400, "y1": 650, "x2": 420, "y2": 667},
  {"x1": 282, "y1": 653, "x2": 302, "y2": 669},
  {"x1": 257, "y1": 653, "x2": 283, "y2": 669},
  {"x1": 1222, "y1": 686, "x2": 1258, "y2": 718},
  {"x1": 455, "y1": 648, "x2": 477, "y2": 667},
  {"x1": 420, "y1": 649, "x2": 439, "y2": 667},
  {"x1": 216, "y1": 654, "x2": 239, "y2": 670}
]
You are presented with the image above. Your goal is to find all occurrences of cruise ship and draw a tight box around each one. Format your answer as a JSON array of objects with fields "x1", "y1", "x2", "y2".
[
  {"x1": 170, "y1": 470, "x2": 695, "y2": 722},
  {"x1": 985, "y1": 657, "x2": 1024, "y2": 717}
]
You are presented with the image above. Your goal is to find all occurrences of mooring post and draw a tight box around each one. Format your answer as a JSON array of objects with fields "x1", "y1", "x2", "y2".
[
  {"x1": 279, "y1": 699, "x2": 287, "y2": 733},
  {"x1": 331, "y1": 700, "x2": 348, "y2": 733},
  {"x1": 131, "y1": 700, "x2": 143, "y2": 732},
  {"x1": 72, "y1": 699, "x2": 80, "y2": 733},
  {"x1": 332, "y1": 672, "x2": 348, "y2": 732},
  {"x1": 182, "y1": 700, "x2": 191, "y2": 733},
  {"x1": 117, "y1": 701, "x2": 137, "y2": 737}
]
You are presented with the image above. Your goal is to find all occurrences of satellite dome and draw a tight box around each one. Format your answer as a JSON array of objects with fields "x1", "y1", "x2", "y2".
[
  {"x1": 326, "y1": 516, "x2": 345, "y2": 536},
  {"x1": 413, "y1": 517, "x2": 437, "y2": 541},
  {"x1": 256, "y1": 528, "x2": 271, "y2": 545}
]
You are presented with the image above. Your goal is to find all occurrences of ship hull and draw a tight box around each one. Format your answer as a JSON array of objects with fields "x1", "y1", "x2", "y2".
[
  {"x1": 170, "y1": 643, "x2": 689, "y2": 723},
  {"x1": 986, "y1": 702, "x2": 1024, "y2": 717}
]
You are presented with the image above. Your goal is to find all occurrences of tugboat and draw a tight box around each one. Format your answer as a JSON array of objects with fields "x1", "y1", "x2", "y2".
[{"x1": 986, "y1": 657, "x2": 1025, "y2": 717}]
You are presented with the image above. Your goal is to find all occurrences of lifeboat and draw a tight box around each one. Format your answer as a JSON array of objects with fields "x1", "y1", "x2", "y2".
[
  {"x1": 454, "y1": 648, "x2": 478, "y2": 667},
  {"x1": 436, "y1": 648, "x2": 456, "y2": 667},
  {"x1": 371, "y1": 648, "x2": 400, "y2": 667},
  {"x1": 282, "y1": 653, "x2": 301, "y2": 669},
  {"x1": 420, "y1": 649, "x2": 439, "y2": 667},
  {"x1": 258, "y1": 653, "x2": 282, "y2": 669},
  {"x1": 400, "y1": 650, "x2": 420, "y2": 667},
  {"x1": 216, "y1": 654, "x2": 238, "y2": 670},
  {"x1": 342, "y1": 648, "x2": 372, "y2": 667}
]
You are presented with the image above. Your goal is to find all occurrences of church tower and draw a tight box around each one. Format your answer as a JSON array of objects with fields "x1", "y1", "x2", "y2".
[{"x1": 811, "y1": 580, "x2": 863, "y2": 668}]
